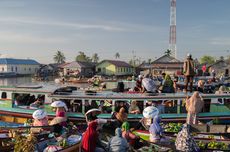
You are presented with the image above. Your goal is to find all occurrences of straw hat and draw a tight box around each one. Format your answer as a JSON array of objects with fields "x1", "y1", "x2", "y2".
[
  {"x1": 85, "y1": 108, "x2": 101, "y2": 116},
  {"x1": 32, "y1": 109, "x2": 47, "y2": 119},
  {"x1": 49, "y1": 117, "x2": 67, "y2": 126},
  {"x1": 143, "y1": 106, "x2": 159, "y2": 118}
]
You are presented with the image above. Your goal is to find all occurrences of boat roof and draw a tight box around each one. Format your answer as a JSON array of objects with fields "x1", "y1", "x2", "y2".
[
  {"x1": 0, "y1": 83, "x2": 68, "y2": 94},
  {"x1": 49, "y1": 90, "x2": 230, "y2": 100}
]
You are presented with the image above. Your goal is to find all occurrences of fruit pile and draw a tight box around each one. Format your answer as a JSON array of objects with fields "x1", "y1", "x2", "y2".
[
  {"x1": 207, "y1": 141, "x2": 229, "y2": 150},
  {"x1": 163, "y1": 123, "x2": 183, "y2": 132},
  {"x1": 197, "y1": 141, "x2": 229, "y2": 150}
]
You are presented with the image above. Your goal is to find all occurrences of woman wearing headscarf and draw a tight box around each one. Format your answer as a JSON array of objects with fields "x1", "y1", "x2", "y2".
[
  {"x1": 128, "y1": 100, "x2": 140, "y2": 114},
  {"x1": 107, "y1": 128, "x2": 129, "y2": 152},
  {"x1": 185, "y1": 91, "x2": 204, "y2": 124},
  {"x1": 149, "y1": 115, "x2": 163, "y2": 143},
  {"x1": 121, "y1": 122, "x2": 140, "y2": 149},
  {"x1": 82, "y1": 121, "x2": 105, "y2": 152},
  {"x1": 161, "y1": 74, "x2": 174, "y2": 93},
  {"x1": 215, "y1": 85, "x2": 227, "y2": 94}
]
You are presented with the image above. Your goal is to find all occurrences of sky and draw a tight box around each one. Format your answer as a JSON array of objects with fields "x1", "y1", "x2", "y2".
[{"x1": 0, "y1": 0, "x2": 230, "y2": 64}]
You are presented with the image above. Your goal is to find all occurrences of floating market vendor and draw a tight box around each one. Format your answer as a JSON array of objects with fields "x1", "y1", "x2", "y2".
[
  {"x1": 185, "y1": 91, "x2": 204, "y2": 125},
  {"x1": 133, "y1": 106, "x2": 159, "y2": 130},
  {"x1": 31, "y1": 109, "x2": 49, "y2": 133},
  {"x1": 121, "y1": 121, "x2": 140, "y2": 149},
  {"x1": 50, "y1": 101, "x2": 68, "y2": 127},
  {"x1": 112, "y1": 107, "x2": 128, "y2": 127},
  {"x1": 134, "y1": 75, "x2": 143, "y2": 92},
  {"x1": 82, "y1": 121, "x2": 105, "y2": 152},
  {"x1": 175, "y1": 123, "x2": 199, "y2": 152},
  {"x1": 128, "y1": 100, "x2": 140, "y2": 114},
  {"x1": 159, "y1": 74, "x2": 174, "y2": 93},
  {"x1": 149, "y1": 115, "x2": 163, "y2": 143},
  {"x1": 107, "y1": 128, "x2": 129, "y2": 152}
]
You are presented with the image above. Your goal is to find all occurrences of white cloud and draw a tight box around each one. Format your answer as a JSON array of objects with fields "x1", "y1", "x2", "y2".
[
  {"x1": 210, "y1": 37, "x2": 230, "y2": 45},
  {"x1": 0, "y1": 31, "x2": 68, "y2": 44},
  {"x1": 0, "y1": 16, "x2": 162, "y2": 33}
]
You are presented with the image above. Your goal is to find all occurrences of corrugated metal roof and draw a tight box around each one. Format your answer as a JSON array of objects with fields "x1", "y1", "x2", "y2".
[
  {"x1": 100, "y1": 60, "x2": 132, "y2": 67},
  {"x1": 0, "y1": 58, "x2": 40, "y2": 65},
  {"x1": 63, "y1": 61, "x2": 95, "y2": 68}
]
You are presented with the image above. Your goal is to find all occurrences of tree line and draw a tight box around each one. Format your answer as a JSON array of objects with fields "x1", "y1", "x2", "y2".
[{"x1": 53, "y1": 50, "x2": 230, "y2": 66}]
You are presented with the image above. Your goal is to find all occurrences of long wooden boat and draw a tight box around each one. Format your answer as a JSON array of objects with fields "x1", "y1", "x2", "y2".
[
  {"x1": 134, "y1": 130, "x2": 230, "y2": 151},
  {"x1": 0, "y1": 84, "x2": 229, "y2": 124},
  {"x1": 0, "y1": 126, "x2": 81, "y2": 152}
]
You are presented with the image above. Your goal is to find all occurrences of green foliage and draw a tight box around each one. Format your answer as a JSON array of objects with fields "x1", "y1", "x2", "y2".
[
  {"x1": 164, "y1": 49, "x2": 172, "y2": 56},
  {"x1": 199, "y1": 55, "x2": 215, "y2": 64},
  {"x1": 53, "y1": 51, "x2": 66, "y2": 64},
  {"x1": 91, "y1": 53, "x2": 99, "y2": 63},
  {"x1": 75, "y1": 51, "x2": 92, "y2": 62},
  {"x1": 163, "y1": 122, "x2": 183, "y2": 132},
  {"x1": 115, "y1": 52, "x2": 120, "y2": 59}
]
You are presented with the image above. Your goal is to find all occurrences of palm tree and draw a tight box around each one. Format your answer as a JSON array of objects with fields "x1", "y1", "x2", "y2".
[
  {"x1": 115, "y1": 52, "x2": 120, "y2": 59},
  {"x1": 164, "y1": 49, "x2": 172, "y2": 56},
  {"x1": 91, "y1": 53, "x2": 99, "y2": 63},
  {"x1": 148, "y1": 58, "x2": 152, "y2": 64},
  {"x1": 53, "y1": 51, "x2": 65, "y2": 63}
]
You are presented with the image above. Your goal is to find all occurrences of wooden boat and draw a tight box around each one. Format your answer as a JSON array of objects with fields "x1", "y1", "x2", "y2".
[
  {"x1": 0, "y1": 84, "x2": 229, "y2": 124},
  {"x1": 133, "y1": 130, "x2": 230, "y2": 151},
  {"x1": 0, "y1": 125, "x2": 81, "y2": 152}
]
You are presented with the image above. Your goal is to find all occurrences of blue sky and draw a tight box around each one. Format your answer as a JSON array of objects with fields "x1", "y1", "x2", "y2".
[{"x1": 0, "y1": 0, "x2": 230, "y2": 64}]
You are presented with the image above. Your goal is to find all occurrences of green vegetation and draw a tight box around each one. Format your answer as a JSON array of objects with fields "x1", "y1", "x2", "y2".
[
  {"x1": 54, "y1": 51, "x2": 66, "y2": 63},
  {"x1": 199, "y1": 55, "x2": 215, "y2": 64},
  {"x1": 75, "y1": 51, "x2": 91, "y2": 62},
  {"x1": 163, "y1": 122, "x2": 183, "y2": 132}
]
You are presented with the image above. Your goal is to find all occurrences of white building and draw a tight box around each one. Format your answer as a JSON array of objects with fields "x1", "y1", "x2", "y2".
[{"x1": 0, "y1": 58, "x2": 40, "y2": 75}]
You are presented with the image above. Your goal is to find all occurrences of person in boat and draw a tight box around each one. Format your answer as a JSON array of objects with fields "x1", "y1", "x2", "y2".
[
  {"x1": 112, "y1": 107, "x2": 128, "y2": 127},
  {"x1": 197, "y1": 80, "x2": 204, "y2": 93},
  {"x1": 175, "y1": 123, "x2": 200, "y2": 152},
  {"x1": 183, "y1": 53, "x2": 196, "y2": 92},
  {"x1": 149, "y1": 115, "x2": 163, "y2": 143},
  {"x1": 85, "y1": 100, "x2": 92, "y2": 113},
  {"x1": 185, "y1": 91, "x2": 204, "y2": 125},
  {"x1": 141, "y1": 73, "x2": 157, "y2": 94},
  {"x1": 107, "y1": 128, "x2": 129, "y2": 152},
  {"x1": 86, "y1": 110, "x2": 100, "y2": 123},
  {"x1": 133, "y1": 117, "x2": 152, "y2": 131},
  {"x1": 173, "y1": 73, "x2": 179, "y2": 92},
  {"x1": 93, "y1": 76, "x2": 101, "y2": 87},
  {"x1": 31, "y1": 109, "x2": 49, "y2": 133},
  {"x1": 121, "y1": 121, "x2": 140, "y2": 149},
  {"x1": 134, "y1": 75, "x2": 143, "y2": 92},
  {"x1": 30, "y1": 96, "x2": 44, "y2": 108},
  {"x1": 115, "y1": 101, "x2": 128, "y2": 113},
  {"x1": 215, "y1": 85, "x2": 227, "y2": 94},
  {"x1": 159, "y1": 74, "x2": 174, "y2": 93},
  {"x1": 128, "y1": 100, "x2": 140, "y2": 114},
  {"x1": 82, "y1": 121, "x2": 105, "y2": 152},
  {"x1": 50, "y1": 101, "x2": 68, "y2": 127}
]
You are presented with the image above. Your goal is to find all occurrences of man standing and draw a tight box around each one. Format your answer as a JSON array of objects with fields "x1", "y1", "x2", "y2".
[{"x1": 183, "y1": 53, "x2": 196, "y2": 92}]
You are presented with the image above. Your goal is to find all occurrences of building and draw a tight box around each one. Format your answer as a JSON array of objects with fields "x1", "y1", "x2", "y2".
[
  {"x1": 208, "y1": 59, "x2": 230, "y2": 77},
  {"x1": 139, "y1": 55, "x2": 183, "y2": 76},
  {"x1": 35, "y1": 63, "x2": 60, "y2": 78},
  {"x1": 61, "y1": 61, "x2": 95, "y2": 77},
  {"x1": 0, "y1": 58, "x2": 40, "y2": 76},
  {"x1": 96, "y1": 60, "x2": 134, "y2": 76}
]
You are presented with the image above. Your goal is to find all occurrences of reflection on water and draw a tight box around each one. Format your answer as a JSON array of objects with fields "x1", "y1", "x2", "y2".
[
  {"x1": 0, "y1": 76, "x2": 33, "y2": 86},
  {"x1": 0, "y1": 76, "x2": 135, "y2": 90}
]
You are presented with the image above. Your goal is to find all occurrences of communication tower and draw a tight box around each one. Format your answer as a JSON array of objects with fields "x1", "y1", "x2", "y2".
[{"x1": 169, "y1": 0, "x2": 176, "y2": 58}]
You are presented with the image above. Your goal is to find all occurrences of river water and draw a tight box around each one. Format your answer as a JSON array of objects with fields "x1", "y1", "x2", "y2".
[{"x1": 0, "y1": 76, "x2": 135, "y2": 89}]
